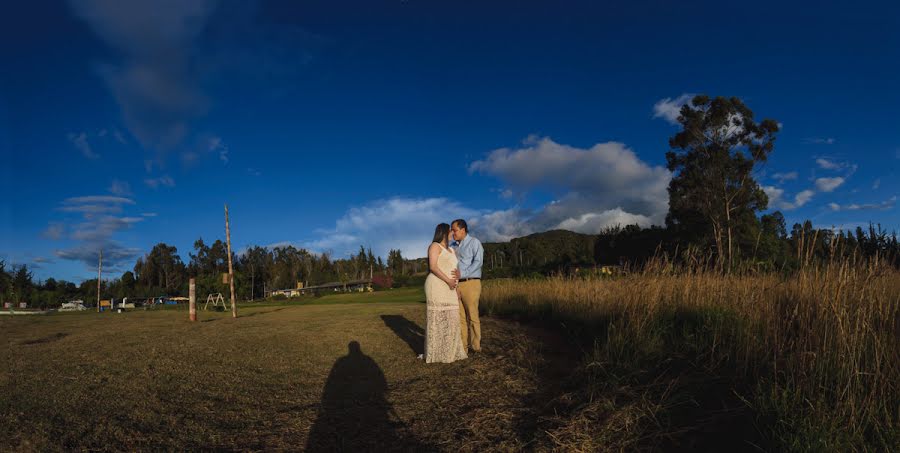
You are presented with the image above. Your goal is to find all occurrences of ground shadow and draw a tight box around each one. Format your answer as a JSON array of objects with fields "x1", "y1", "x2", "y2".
[
  {"x1": 380, "y1": 315, "x2": 424, "y2": 356},
  {"x1": 242, "y1": 307, "x2": 287, "y2": 318},
  {"x1": 306, "y1": 341, "x2": 427, "y2": 451},
  {"x1": 21, "y1": 332, "x2": 69, "y2": 345}
]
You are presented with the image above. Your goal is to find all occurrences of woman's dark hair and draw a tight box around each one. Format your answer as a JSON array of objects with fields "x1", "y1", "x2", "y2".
[{"x1": 432, "y1": 223, "x2": 451, "y2": 244}]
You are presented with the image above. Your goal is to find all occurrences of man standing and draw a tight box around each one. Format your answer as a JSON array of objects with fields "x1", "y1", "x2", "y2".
[{"x1": 451, "y1": 219, "x2": 483, "y2": 353}]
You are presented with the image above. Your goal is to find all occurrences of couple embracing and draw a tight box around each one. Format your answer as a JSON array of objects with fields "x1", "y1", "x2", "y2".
[{"x1": 422, "y1": 219, "x2": 483, "y2": 364}]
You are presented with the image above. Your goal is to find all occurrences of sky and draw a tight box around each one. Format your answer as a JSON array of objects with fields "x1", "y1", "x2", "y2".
[{"x1": 1, "y1": 0, "x2": 898, "y2": 282}]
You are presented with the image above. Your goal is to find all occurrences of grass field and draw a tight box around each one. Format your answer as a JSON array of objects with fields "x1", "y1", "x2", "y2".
[
  {"x1": 1, "y1": 288, "x2": 576, "y2": 451},
  {"x1": 482, "y1": 262, "x2": 900, "y2": 451}
]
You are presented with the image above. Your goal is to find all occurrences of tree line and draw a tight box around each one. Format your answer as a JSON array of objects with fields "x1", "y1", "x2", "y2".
[{"x1": 1, "y1": 240, "x2": 427, "y2": 308}]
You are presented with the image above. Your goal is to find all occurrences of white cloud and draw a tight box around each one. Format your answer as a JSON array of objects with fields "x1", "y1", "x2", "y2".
[
  {"x1": 554, "y1": 208, "x2": 653, "y2": 232},
  {"x1": 109, "y1": 179, "x2": 132, "y2": 196},
  {"x1": 828, "y1": 197, "x2": 896, "y2": 212},
  {"x1": 793, "y1": 190, "x2": 815, "y2": 208},
  {"x1": 872, "y1": 179, "x2": 881, "y2": 190},
  {"x1": 58, "y1": 196, "x2": 135, "y2": 214},
  {"x1": 304, "y1": 197, "x2": 481, "y2": 259},
  {"x1": 652, "y1": 93, "x2": 693, "y2": 125},
  {"x1": 50, "y1": 194, "x2": 146, "y2": 269},
  {"x1": 803, "y1": 137, "x2": 836, "y2": 145},
  {"x1": 815, "y1": 176, "x2": 845, "y2": 192},
  {"x1": 469, "y1": 136, "x2": 670, "y2": 224},
  {"x1": 771, "y1": 171, "x2": 798, "y2": 183},
  {"x1": 289, "y1": 137, "x2": 673, "y2": 259},
  {"x1": 769, "y1": 188, "x2": 815, "y2": 211},
  {"x1": 816, "y1": 158, "x2": 844, "y2": 170},
  {"x1": 763, "y1": 185, "x2": 784, "y2": 207},
  {"x1": 209, "y1": 136, "x2": 229, "y2": 164},
  {"x1": 144, "y1": 175, "x2": 175, "y2": 189},
  {"x1": 67, "y1": 132, "x2": 99, "y2": 159}
]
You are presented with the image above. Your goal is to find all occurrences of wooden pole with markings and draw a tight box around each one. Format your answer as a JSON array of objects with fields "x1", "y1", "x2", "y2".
[
  {"x1": 225, "y1": 204, "x2": 237, "y2": 318},
  {"x1": 96, "y1": 250, "x2": 102, "y2": 313},
  {"x1": 189, "y1": 277, "x2": 197, "y2": 321}
]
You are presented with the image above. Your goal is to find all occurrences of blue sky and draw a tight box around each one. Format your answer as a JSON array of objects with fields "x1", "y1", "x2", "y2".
[{"x1": 1, "y1": 0, "x2": 898, "y2": 282}]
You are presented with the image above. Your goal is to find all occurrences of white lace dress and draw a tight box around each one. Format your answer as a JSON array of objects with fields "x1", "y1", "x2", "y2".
[{"x1": 424, "y1": 245, "x2": 468, "y2": 364}]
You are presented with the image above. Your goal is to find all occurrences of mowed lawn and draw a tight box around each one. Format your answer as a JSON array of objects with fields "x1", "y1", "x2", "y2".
[{"x1": 1, "y1": 288, "x2": 575, "y2": 451}]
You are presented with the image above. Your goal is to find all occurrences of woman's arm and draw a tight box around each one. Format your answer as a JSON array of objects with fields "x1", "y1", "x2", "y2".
[{"x1": 428, "y1": 243, "x2": 457, "y2": 289}]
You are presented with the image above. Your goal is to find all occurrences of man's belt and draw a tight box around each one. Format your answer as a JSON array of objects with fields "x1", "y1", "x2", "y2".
[{"x1": 459, "y1": 278, "x2": 480, "y2": 282}]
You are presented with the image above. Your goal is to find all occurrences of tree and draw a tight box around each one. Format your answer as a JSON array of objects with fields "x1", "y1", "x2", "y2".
[
  {"x1": 0, "y1": 260, "x2": 11, "y2": 302},
  {"x1": 387, "y1": 249, "x2": 404, "y2": 275},
  {"x1": 12, "y1": 264, "x2": 34, "y2": 302},
  {"x1": 665, "y1": 95, "x2": 779, "y2": 269},
  {"x1": 136, "y1": 243, "x2": 187, "y2": 294}
]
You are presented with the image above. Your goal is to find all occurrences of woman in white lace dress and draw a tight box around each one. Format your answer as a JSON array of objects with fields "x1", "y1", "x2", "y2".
[{"x1": 423, "y1": 223, "x2": 468, "y2": 364}]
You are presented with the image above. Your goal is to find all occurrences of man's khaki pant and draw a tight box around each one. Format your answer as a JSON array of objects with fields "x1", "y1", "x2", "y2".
[{"x1": 458, "y1": 279, "x2": 481, "y2": 351}]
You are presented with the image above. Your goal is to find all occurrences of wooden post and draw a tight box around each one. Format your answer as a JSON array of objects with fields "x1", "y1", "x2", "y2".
[
  {"x1": 96, "y1": 250, "x2": 102, "y2": 313},
  {"x1": 225, "y1": 204, "x2": 237, "y2": 318},
  {"x1": 189, "y1": 277, "x2": 197, "y2": 322}
]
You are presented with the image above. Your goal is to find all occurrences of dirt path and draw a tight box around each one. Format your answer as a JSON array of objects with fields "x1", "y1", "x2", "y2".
[{"x1": 1, "y1": 301, "x2": 578, "y2": 451}]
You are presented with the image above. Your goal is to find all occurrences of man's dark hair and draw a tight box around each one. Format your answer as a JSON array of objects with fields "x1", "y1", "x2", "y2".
[
  {"x1": 432, "y1": 223, "x2": 451, "y2": 243},
  {"x1": 452, "y1": 219, "x2": 467, "y2": 231}
]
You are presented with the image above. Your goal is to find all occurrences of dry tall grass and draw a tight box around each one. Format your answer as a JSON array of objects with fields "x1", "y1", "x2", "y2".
[{"x1": 481, "y1": 260, "x2": 900, "y2": 451}]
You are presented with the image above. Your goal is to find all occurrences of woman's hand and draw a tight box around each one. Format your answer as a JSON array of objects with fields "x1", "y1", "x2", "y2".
[{"x1": 446, "y1": 278, "x2": 458, "y2": 290}]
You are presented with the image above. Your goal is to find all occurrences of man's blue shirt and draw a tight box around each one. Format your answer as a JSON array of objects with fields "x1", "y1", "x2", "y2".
[{"x1": 451, "y1": 234, "x2": 483, "y2": 279}]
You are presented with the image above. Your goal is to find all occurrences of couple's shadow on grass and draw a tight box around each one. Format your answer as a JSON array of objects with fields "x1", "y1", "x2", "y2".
[
  {"x1": 306, "y1": 339, "x2": 428, "y2": 452},
  {"x1": 380, "y1": 314, "x2": 424, "y2": 356}
]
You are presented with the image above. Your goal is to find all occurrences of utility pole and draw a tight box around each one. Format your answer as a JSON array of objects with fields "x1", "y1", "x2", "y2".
[
  {"x1": 96, "y1": 250, "x2": 102, "y2": 312},
  {"x1": 225, "y1": 204, "x2": 237, "y2": 318}
]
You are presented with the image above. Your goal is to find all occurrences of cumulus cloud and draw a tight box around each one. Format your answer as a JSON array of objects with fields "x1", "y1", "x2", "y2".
[
  {"x1": 304, "y1": 197, "x2": 481, "y2": 259},
  {"x1": 295, "y1": 138, "x2": 672, "y2": 258},
  {"x1": 771, "y1": 171, "x2": 798, "y2": 183},
  {"x1": 816, "y1": 158, "x2": 846, "y2": 170},
  {"x1": 794, "y1": 190, "x2": 815, "y2": 207},
  {"x1": 652, "y1": 93, "x2": 693, "y2": 125},
  {"x1": 815, "y1": 176, "x2": 845, "y2": 192},
  {"x1": 828, "y1": 196, "x2": 896, "y2": 211},
  {"x1": 469, "y1": 136, "x2": 671, "y2": 228},
  {"x1": 67, "y1": 132, "x2": 99, "y2": 159},
  {"x1": 767, "y1": 187, "x2": 815, "y2": 211},
  {"x1": 763, "y1": 185, "x2": 784, "y2": 207}
]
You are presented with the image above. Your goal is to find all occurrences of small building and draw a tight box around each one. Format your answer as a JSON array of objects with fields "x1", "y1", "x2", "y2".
[
  {"x1": 59, "y1": 300, "x2": 87, "y2": 311},
  {"x1": 268, "y1": 279, "x2": 373, "y2": 297}
]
